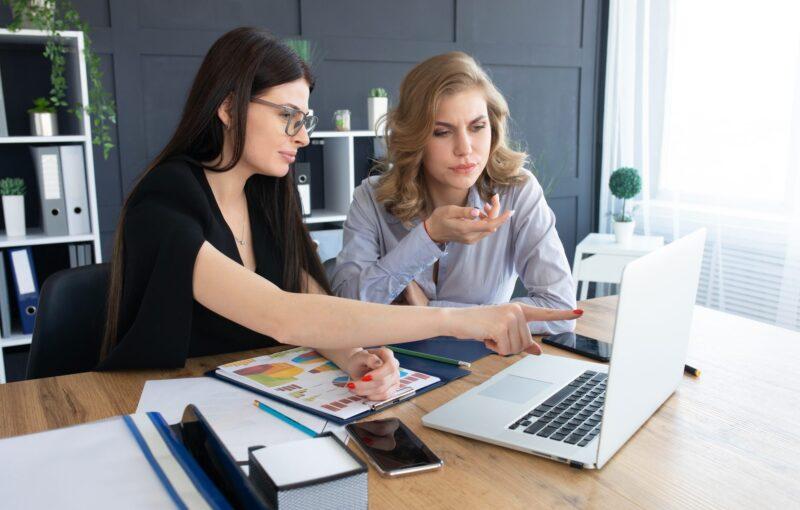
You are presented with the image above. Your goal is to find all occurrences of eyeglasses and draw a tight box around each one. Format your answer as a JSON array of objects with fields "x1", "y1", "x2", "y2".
[{"x1": 250, "y1": 97, "x2": 318, "y2": 136}]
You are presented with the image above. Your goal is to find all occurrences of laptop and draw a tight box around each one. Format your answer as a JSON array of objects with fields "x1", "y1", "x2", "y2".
[{"x1": 422, "y1": 229, "x2": 707, "y2": 469}]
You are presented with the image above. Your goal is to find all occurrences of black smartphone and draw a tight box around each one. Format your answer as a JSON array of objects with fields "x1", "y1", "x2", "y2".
[
  {"x1": 346, "y1": 418, "x2": 443, "y2": 477},
  {"x1": 542, "y1": 332, "x2": 612, "y2": 362}
]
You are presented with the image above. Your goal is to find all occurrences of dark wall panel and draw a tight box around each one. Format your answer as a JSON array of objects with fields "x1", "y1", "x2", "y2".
[
  {"x1": 486, "y1": 65, "x2": 581, "y2": 187},
  {"x1": 138, "y1": 0, "x2": 300, "y2": 32},
  {"x1": 4, "y1": 0, "x2": 605, "y2": 265},
  {"x1": 473, "y1": 0, "x2": 583, "y2": 47},
  {"x1": 304, "y1": 0, "x2": 455, "y2": 42},
  {"x1": 70, "y1": 0, "x2": 111, "y2": 28},
  {"x1": 141, "y1": 55, "x2": 202, "y2": 159}
]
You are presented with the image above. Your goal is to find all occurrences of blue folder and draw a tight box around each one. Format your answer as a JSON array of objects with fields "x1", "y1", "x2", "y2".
[
  {"x1": 391, "y1": 336, "x2": 496, "y2": 363},
  {"x1": 6, "y1": 247, "x2": 40, "y2": 335}
]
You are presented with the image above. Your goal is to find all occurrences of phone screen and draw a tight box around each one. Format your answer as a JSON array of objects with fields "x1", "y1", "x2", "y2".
[
  {"x1": 543, "y1": 332, "x2": 612, "y2": 362},
  {"x1": 346, "y1": 418, "x2": 441, "y2": 474}
]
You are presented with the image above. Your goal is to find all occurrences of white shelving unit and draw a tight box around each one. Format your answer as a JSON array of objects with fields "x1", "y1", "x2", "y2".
[
  {"x1": 0, "y1": 135, "x2": 89, "y2": 144},
  {"x1": 300, "y1": 130, "x2": 378, "y2": 225},
  {"x1": 0, "y1": 29, "x2": 102, "y2": 383}
]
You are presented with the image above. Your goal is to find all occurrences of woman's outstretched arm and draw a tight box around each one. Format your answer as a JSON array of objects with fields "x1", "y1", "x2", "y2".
[{"x1": 193, "y1": 241, "x2": 580, "y2": 354}]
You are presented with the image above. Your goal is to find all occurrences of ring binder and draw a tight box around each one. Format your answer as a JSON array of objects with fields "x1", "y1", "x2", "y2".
[
  {"x1": 31, "y1": 146, "x2": 69, "y2": 236},
  {"x1": 7, "y1": 247, "x2": 39, "y2": 335}
]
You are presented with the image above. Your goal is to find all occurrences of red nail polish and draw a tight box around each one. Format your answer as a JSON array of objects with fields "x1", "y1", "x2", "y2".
[
  {"x1": 347, "y1": 382, "x2": 355, "y2": 389},
  {"x1": 362, "y1": 375, "x2": 373, "y2": 382},
  {"x1": 573, "y1": 309, "x2": 584, "y2": 315}
]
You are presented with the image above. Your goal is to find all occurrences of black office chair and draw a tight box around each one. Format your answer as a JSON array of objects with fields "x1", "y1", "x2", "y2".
[{"x1": 26, "y1": 263, "x2": 109, "y2": 380}]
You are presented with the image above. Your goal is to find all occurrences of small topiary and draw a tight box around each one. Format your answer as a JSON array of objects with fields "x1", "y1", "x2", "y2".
[{"x1": 609, "y1": 167, "x2": 641, "y2": 222}]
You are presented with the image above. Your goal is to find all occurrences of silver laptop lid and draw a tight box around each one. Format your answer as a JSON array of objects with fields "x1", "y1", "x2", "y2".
[{"x1": 596, "y1": 229, "x2": 706, "y2": 468}]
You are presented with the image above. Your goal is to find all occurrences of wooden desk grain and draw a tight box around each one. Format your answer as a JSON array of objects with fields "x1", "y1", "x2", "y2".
[{"x1": 1, "y1": 297, "x2": 798, "y2": 509}]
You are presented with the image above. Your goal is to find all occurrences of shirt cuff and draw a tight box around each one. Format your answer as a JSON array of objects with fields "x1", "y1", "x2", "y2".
[{"x1": 379, "y1": 222, "x2": 447, "y2": 279}]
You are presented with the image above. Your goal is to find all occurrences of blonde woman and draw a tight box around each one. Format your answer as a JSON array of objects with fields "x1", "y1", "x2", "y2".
[{"x1": 331, "y1": 52, "x2": 577, "y2": 334}]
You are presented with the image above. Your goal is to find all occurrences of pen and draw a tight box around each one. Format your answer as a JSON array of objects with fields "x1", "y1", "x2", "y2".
[
  {"x1": 684, "y1": 364, "x2": 701, "y2": 377},
  {"x1": 387, "y1": 346, "x2": 471, "y2": 368},
  {"x1": 253, "y1": 399, "x2": 317, "y2": 438},
  {"x1": 368, "y1": 386, "x2": 416, "y2": 411}
]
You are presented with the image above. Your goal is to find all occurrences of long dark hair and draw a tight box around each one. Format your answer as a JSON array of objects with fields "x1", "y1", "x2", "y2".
[{"x1": 100, "y1": 27, "x2": 331, "y2": 361}]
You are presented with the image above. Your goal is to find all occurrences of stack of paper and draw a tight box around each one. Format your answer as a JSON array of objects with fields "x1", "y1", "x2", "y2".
[{"x1": 136, "y1": 377, "x2": 346, "y2": 463}]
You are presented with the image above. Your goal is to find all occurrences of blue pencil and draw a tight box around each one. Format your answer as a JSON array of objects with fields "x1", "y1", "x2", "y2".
[{"x1": 253, "y1": 399, "x2": 318, "y2": 438}]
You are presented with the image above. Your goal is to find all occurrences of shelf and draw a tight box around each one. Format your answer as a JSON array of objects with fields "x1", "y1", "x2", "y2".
[
  {"x1": 311, "y1": 130, "x2": 379, "y2": 138},
  {"x1": 0, "y1": 333, "x2": 32, "y2": 349},
  {"x1": 0, "y1": 230, "x2": 95, "y2": 249},
  {"x1": 0, "y1": 135, "x2": 89, "y2": 144},
  {"x1": 303, "y1": 209, "x2": 348, "y2": 224},
  {"x1": 0, "y1": 28, "x2": 83, "y2": 45}
]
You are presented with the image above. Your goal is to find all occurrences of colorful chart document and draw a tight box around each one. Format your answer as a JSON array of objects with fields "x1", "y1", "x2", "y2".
[{"x1": 215, "y1": 347, "x2": 440, "y2": 420}]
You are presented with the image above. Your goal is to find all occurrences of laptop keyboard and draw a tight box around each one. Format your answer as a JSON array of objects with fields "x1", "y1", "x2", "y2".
[{"x1": 508, "y1": 370, "x2": 606, "y2": 448}]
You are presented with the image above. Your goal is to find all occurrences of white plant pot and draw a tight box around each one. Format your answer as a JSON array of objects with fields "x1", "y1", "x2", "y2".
[
  {"x1": 2, "y1": 195, "x2": 26, "y2": 237},
  {"x1": 613, "y1": 219, "x2": 635, "y2": 246},
  {"x1": 30, "y1": 112, "x2": 58, "y2": 136},
  {"x1": 367, "y1": 97, "x2": 388, "y2": 133}
]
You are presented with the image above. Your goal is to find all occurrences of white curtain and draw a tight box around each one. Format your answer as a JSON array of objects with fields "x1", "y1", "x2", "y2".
[{"x1": 601, "y1": 0, "x2": 800, "y2": 331}]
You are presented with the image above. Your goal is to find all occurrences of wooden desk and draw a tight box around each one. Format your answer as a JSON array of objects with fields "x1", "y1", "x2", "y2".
[{"x1": 1, "y1": 297, "x2": 798, "y2": 509}]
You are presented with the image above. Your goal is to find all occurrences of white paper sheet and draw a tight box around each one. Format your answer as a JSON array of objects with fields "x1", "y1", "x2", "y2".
[{"x1": 136, "y1": 377, "x2": 347, "y2": 462}]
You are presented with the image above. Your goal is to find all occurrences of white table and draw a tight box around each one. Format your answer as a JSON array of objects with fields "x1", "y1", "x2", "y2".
[{"x1": 572, "y1": 233, "x2": 664, "y2": 300}]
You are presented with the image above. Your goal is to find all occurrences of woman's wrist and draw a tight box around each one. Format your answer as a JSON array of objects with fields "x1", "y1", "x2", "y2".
[
  {"x1": 423, "y1": 218, "x2": 441, "y2": 244},
  {"x1": 437, "y1": 307, "x2": 461, "y2": 338}
]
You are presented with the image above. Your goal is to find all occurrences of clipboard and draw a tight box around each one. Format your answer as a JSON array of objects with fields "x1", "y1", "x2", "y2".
[{"x1": 207, "y1": 351, "x2": 470, "y2": 425}]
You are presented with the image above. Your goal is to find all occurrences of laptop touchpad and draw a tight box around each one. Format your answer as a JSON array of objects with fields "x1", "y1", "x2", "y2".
[{"x1": 478, "y1": 375, "x2": 552, "y2": 404}]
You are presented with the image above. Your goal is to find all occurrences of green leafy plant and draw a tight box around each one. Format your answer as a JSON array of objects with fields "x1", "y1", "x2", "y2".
[
  {"x1": 4, "y1": 0, "x2": 117, "y2": 159},
  {"x1": 369, "y1": 87, "x2": 388, "y2": 98},
  {"x1": 283, "y1": 38, "x2": 323, "y2": 69},
  {"x1": 0, "y1": 178, "x2": 26, "y2": 196},
  {"x1": 609, "y1": 167, "x2": 642, "y2": 222},
  {"x1": 28, "y1": 96, "x2": 56, "y2": 114}
]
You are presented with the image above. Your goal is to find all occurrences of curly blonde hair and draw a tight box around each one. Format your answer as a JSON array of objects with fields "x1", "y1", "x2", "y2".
[{"x1": 375, "y1": 51, "x2": 528, "y2": 224}]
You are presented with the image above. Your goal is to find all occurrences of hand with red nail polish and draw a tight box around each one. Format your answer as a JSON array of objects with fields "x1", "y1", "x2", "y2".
[
  {"x1": 448, "y1": 303, "x2": 582, "y2": 356},
  {"x1": 342, "y1": 347, "x2": 401, "y2": 401}
]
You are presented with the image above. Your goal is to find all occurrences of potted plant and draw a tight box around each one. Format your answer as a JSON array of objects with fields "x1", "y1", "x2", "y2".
[
  {"x1": 28, "y1": 96, "x2": 58, "y2": 136},
  {"x1": 283, "y1": 37, "x2": 322, "y2": 121},
  {"x1": 367, "y1": 87, "x2": 388, "y2": 134},
  {"x1": 608, "y1": 167, "x2": 642, "y2": 246},
  {"x1": 0, "y1": 178, "x2": 27, "y2": 237},
  {"x1": 5, "y1": 0, "x2": 117, "y2": 158}
]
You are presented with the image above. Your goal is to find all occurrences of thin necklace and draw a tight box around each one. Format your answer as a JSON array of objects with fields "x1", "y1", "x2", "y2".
[{"x1": 233, "y1": 206, "x2": 246, "y2": 246}]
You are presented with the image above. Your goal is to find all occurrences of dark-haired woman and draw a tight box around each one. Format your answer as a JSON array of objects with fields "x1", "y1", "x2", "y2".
[{"x1": 100, "y1": 28, "x2": 581, "y2": 401}]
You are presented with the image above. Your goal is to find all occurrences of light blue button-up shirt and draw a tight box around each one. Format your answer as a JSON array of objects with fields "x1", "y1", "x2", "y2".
[{"x1": 330, "y1": 169, "x2": 577, "y2": 334}]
